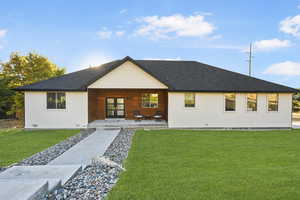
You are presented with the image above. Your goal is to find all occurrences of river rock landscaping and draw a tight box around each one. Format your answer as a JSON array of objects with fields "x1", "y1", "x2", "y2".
[{"x1": 47, "y1": 129, "x2": 134, "y2": 200}]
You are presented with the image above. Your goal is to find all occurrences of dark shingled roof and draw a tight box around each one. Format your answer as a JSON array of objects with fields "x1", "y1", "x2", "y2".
[{"x1": 15, "y1": 56, "x2": 299, "y2": 93}]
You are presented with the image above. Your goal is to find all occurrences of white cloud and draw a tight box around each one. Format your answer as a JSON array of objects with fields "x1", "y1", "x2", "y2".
[
  {"x1": 253, "y1": 38, "x2": 291, "y2": 51},
  {"x1": 143, "y1": 57, "x2": 182, "y2": 61},
  {"x1": 96, "y1": 29, "x2": 112, "y2": 39},
  {"x1": 264, "y1": 61, "x2": 300, "y2": 75},
  {"x1": 298, "y1": 5, "x2": 300, "y2": 9},
  {"x1": 97, "y1": 28, "x2": 126, "y2": 39},
  {"x1": 120, "y1": 9, "x2": 127, "y2": 14},
  {"x1": 80, "y1": 52, "x2": 114, "y2": 68},
  {"x1": 116, "y1": 31, "x2": 125, "y2": 37},
  {"x1": 0, "y1": 29, "x2": 7, "y2": 38},
  {"x1": 280, "y1": 14, "x2": 300, "y2": 37},
  {"x1": 136, "y1": 14, "x2": 215, "y2": 39}
]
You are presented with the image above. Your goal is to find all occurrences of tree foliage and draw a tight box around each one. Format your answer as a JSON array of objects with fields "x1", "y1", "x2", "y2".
[
  {"x1": 294, "y1": 90, "x2": 300, "y2": 112},
  {"x1": 0, "y1": 52, "x2": 65, "y2": 118},
  {"x1": 0, "y1": 77, "x2": 14, "y2": 117}
]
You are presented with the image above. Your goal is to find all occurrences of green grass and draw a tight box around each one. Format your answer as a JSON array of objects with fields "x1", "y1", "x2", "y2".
[
  {"x1": 108, "y1": 129, "x2": 300, "y2": 200},
  {"x1": 0, "y1": 129, "x2": 79, "y2": 167}
]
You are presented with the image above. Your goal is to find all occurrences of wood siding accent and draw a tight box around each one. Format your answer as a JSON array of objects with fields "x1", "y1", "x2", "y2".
[{"x1": 88, "y1": 89, "x2": 168, "y2": 122}]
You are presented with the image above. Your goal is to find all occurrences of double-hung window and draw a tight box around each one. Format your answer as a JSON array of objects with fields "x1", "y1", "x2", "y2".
[
  {"x1": 184, "y1": 93, "x2": 195, "y2": 108},
  {"x1": 225, "y1": 93, "x2": 236, "y2": 111},
  {"x1": 47, "y1": 92, "x2": 66, "y2": 109},
  {"x1": 267, "y1": 94, "x2": 278, "y2": 111}
]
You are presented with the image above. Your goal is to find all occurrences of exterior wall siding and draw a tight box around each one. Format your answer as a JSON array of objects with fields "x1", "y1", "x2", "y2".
[
  {"x1": 168, "y1": 92, "x2": 293, "y2": 128},
  {"x1": 25, "y1": 91, "x2": 88, "y2": 129},
  {"x1": 88, "y1": 89, "x2": 168, "y2": 121}
]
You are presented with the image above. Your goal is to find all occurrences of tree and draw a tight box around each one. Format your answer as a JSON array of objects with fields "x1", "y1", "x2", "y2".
[
  {"x1": 293, "y1": 90, "x2": 300, "y2": 112},
  {"x1": 0, "y1": 52, "x2": 65, "y2": 118},
  {"x1": 0, "y1": 77, "x2": 14, "y2": 118}
]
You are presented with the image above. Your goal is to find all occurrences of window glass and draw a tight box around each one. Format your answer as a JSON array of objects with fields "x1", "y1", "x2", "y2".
[
  {"x1": 185, "y1": 93, "x2": 195, "y2": 107},
  {"x1": 268, "y1": 94, "x2": 278, "y2": 111},
  {"x1": 247, "y1": 94, "x2": 257, "y2": 111},
  {"x1": 225, "y1": 93, "x2": 236, "y2": 111},
  {"x1": 47, "y1": 92, "x2": 66, "y2": 109},
  {"x1": 47, "y1": 93, "x2": 56, "y2": 109},
  {"x1": 57, "y1": 92, "x2": 66, "y2": 109},
  {"x1": 142, "y1": 93, "x2": 158, "y2": 108}
]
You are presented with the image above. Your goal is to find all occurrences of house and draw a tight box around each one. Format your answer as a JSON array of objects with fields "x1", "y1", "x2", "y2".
[{"x1": 15, "y1": 56, "x2": 299, "y2": 129}]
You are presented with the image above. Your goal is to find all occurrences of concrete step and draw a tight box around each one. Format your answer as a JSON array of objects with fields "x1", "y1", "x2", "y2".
[
  {"x1": 0, "y1": 165, "x2": 82, "y2": 199},
  {"x1": 0, "y1": 179, "x2": 48, "y2": 200},
  {"x1": 0, "y1": 165, "x2": 82, "y2": 191}
]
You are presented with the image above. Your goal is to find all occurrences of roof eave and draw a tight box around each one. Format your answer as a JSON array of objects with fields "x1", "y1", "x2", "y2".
[
  {"x1": 13, "y1": 88, "x2": 87, "y2": 92},
  {"x1": 167, "y1": 89, "x2": 299, "y2": 93}
]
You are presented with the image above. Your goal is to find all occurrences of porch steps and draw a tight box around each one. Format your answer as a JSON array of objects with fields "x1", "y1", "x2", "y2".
[
  {"x1": 0, "y1": 165, "x2": 82, "y2": 200},
  {"x1": 88, "y1": 119, "x2": 168, "y2": 129}
]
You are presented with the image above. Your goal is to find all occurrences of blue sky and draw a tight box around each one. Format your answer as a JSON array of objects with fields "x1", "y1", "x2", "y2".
[{"x1": 1, "y1": 0, "x2": 300, "y2": 88}]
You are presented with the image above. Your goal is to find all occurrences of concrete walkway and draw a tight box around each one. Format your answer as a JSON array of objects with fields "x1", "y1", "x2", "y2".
[{"x1": 48, "y1": 128, "x2": 120, "y2": 166}]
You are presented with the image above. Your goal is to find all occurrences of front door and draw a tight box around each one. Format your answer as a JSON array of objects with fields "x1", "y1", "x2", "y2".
[{"x1": 106, "y1": 97, "x2": 125, "y2": 118}]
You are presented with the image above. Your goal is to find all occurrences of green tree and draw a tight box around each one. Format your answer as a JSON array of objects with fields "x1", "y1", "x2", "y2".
[
  {"x1": 0, "y1": 77, "x2": 14, "y2": 118},
  {"x1": 293, "y1": 90, "x2": 300, "y2": 112},
  {"x1": 0, "y1": 52, "x2": 65, "y2": 118}
]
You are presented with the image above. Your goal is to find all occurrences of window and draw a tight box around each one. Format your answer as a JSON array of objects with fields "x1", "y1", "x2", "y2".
[
  {"x1": 247, "y1": 94, "x2": 257, "y2": 111},
  {"x1": 225, "y1": 93, "x2": 236, "y2": 111},
  {"x1": 267, "y1": 94, "x2": 278, "y2": 111},
  {"x1": 142, "y1": 93, "x2": 158, "y2": 108},
  {"x1": 47, "y1": 92, "x2": 66, "y2": 109},
  {"x1": 184, "y1": 93, "x2": 195, "y2": 107}
]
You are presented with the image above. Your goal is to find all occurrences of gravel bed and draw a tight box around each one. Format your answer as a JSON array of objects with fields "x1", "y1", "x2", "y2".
[
  {"x1": 48, "y1": 129, "x2": 134, "y2": 200},
  {"x1": 16, "y1": 128, "x2": 96, "y2": 166},
  {"x1": 103, "y1": 128, "x2": 135, "y2": 164}
]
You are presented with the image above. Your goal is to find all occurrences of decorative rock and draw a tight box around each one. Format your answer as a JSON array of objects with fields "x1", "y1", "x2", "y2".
[{"x1": 91, "y1": 156, "x2": 125, "y2": 171}]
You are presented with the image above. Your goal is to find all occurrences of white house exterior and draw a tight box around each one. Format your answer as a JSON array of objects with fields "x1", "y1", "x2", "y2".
[
  {"x1": 24, "y1": 91, "x2": 88, "y2": 129},
  {"x1": 168, "y1": 92, "x2": 292, "y2": 128},
  {"x1": 17, "y1": 56, "x2": 297, "y2": 129}
]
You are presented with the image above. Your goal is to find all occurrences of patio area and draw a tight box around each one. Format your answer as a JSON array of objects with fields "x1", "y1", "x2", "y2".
[{"x1": 88, "y1": 119, "x2": 168, "y2": 129}]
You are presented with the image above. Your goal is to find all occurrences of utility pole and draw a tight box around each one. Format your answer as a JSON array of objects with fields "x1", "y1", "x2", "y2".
[{"x1": 246, "y1": 42, "x2": 253, "y2": 76}]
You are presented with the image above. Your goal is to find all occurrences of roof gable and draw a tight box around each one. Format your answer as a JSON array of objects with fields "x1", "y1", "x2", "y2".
[{"x1": 88, "y1": 60, "x2": 168, "y2": 89}]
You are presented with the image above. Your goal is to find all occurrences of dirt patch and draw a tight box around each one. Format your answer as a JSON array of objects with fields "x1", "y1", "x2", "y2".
[{"x1": 0, "y1": 119, "x2": 24, "y2": 129}]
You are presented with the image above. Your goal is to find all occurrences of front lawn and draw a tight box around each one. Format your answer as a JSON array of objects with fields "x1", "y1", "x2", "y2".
[
  {"x1": 0, "y1": 129, "x2": 79, "y2": 167},
  {"x1": 108, "y1": 129, "x2": 300, "y2": 200}
]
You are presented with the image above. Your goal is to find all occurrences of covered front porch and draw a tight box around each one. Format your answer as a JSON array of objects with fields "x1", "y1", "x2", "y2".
[{"x1": 88, "y1": 88, "x2": 168, "y2": 122}]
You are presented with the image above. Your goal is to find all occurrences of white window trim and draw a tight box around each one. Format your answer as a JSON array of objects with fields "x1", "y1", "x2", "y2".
[
  {"x1": 184, "y1": 93, "x2": 196, "y2": 109},
  {"x1": 246, "y1": 93, "x2": 258, "y2": 112},
  {"x1": 46, "y1": 92, "x2": 67, "y2": 111},
  {"x1": 224, "y1": 93, "x2": 236, "y2": 112},
  {"x1": 266, "y1": 93, "x2": 279, "y2": 113}
]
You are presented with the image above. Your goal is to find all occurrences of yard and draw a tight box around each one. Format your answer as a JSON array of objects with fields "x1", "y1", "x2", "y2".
[
  {"x1": 109, "y1": 129, "x2": 300, "y2": 200},
  {"x1": 0, "y1": 129, "x2": 79, "y2": 167}
]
